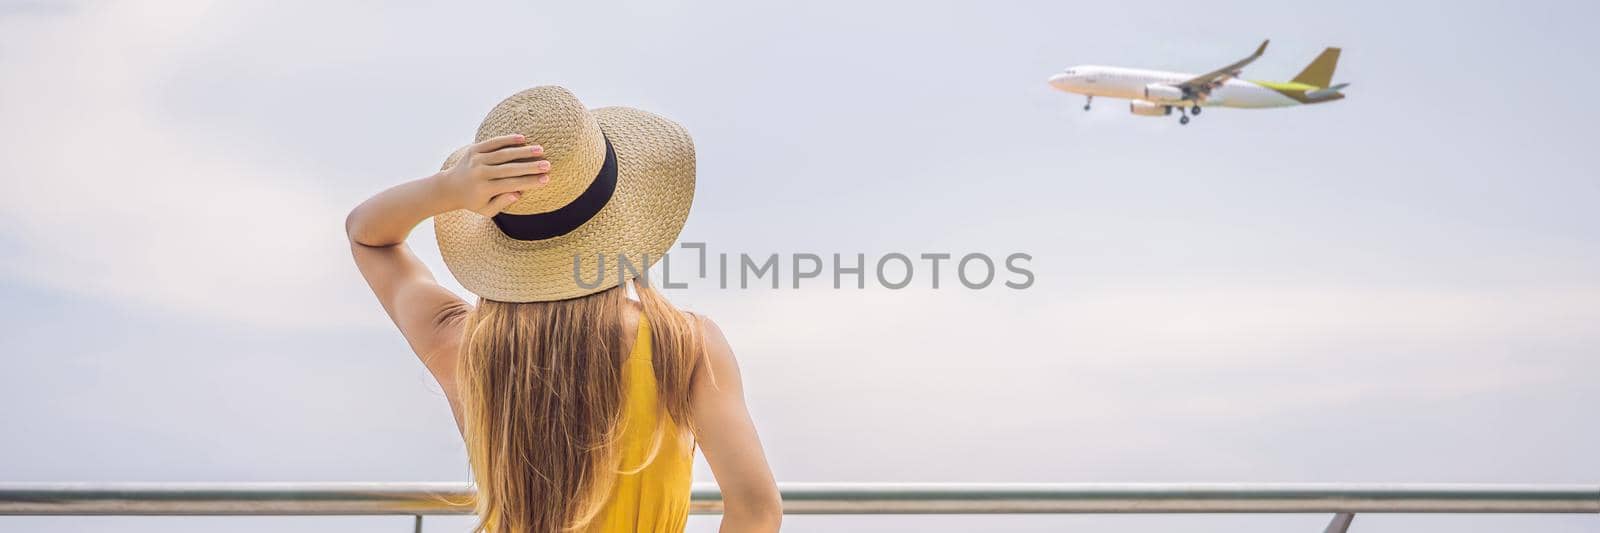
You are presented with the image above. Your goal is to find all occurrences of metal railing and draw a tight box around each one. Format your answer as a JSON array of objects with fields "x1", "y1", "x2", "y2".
[{"x1": 2, "y1": 483, "x2": 1596, "y2": 532}]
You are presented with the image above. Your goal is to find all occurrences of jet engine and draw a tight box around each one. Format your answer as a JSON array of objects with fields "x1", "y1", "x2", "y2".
[
  {"x1": 1129, "y1": 100, "x2": 1171, "y2": 117},
  {"x1": 1142, "y1": 83, "x2": 1186, "y2": 103}
]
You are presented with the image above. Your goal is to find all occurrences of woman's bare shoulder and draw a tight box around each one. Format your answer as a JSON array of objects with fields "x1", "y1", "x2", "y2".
[{"x1": 692, "y1": 314, "x2": 737, "y2": 372}]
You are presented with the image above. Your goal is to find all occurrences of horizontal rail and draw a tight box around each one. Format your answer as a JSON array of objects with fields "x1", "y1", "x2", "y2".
[{"x1": 1, "y1": 483, "x2": 1596, "y2": 516}]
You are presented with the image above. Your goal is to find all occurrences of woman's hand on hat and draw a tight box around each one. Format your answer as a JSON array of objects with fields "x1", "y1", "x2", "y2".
[{"x1": 434, "y1": 134, "x2": 551, "y2": 217}]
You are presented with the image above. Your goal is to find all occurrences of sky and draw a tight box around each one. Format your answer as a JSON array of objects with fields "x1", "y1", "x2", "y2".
[{"x1": 2, "y1": 0, "x2": 1598, "y2": 532}]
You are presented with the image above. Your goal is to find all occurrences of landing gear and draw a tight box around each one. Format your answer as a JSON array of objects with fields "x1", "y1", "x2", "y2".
[
  {"x1": 1180, "y1": 115, "x2": 1190, "y2": 125},
  {"x1": 1177, "y1": 106, "x2": 1191, "y2": 125},
  {"x1": 1191, "y1": 105, "x2": 1202, "y2": 115},
  {"x1": 1083, "y1": 95, "x2": 1093, "y2": 111}
]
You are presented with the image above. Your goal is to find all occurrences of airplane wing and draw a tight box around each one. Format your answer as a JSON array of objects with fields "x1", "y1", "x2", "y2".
[{"x1": 1176, "y1": 39, "x2": 1269, "y2": 97}]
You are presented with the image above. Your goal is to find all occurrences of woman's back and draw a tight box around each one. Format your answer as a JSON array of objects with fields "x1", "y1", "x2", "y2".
[{"x1": 590, "y1": 313, "x2": 694, "y2": 532}]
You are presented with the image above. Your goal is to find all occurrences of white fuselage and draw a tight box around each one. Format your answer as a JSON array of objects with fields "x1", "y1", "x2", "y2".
[{"x1": 1049, "y1": 65, "x2": 1299, "y2": 109}]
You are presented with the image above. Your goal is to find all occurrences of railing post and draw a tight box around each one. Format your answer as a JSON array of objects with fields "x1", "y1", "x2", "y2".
[{"x1": 1323, "y1": 512, "x2": 1355, "y2": 533}]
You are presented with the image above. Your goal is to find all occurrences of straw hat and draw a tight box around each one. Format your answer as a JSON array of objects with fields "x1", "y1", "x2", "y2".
[{"x1": 434, "y1": 86, "x2": 695, "y2": 302}]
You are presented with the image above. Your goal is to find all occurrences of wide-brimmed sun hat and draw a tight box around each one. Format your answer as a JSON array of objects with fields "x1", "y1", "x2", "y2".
[{"x1": 434, "y1": 86, "x2": 695, "y2": 302}]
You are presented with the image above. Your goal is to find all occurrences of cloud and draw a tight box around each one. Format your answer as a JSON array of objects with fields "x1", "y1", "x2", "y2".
[
  {"x1": 0, "y1": 0, "x2": 377, "y2": 329},
  {"x1": 681, "y1": 281, "x2": 1600, "y2": 481}
]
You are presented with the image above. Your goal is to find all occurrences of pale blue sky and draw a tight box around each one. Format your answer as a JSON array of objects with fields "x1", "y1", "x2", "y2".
[{"x1": 2, "y1": 1, "x2": 1598, "y2": 532}]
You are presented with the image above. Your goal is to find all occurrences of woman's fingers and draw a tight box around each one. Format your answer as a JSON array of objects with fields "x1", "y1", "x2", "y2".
[
  {"x1": 475, "y1": 192, "x2": 523, "y2": 216},
  {"x1": 487, "y1": 160, "x2": 551, "y2": 179},
  {"x1": 490, "y1": 174, "x2": 548, "y2": 194},
  {"x1": 471, "y1": 134, "x2": 526, "y2": 154},
  {"x1": 481, "y1": 144, "x2": 544, "y2": 165}
]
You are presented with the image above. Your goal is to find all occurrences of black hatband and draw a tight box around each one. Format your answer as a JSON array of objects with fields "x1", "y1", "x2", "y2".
[{"x1": 491, "y1": 135, "x2": 617, "y2": 241}]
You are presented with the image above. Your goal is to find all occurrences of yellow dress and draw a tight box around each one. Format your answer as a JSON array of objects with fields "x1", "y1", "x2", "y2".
[{"x1": 588, "y1": 316, "x2": 695, "y2": 532}]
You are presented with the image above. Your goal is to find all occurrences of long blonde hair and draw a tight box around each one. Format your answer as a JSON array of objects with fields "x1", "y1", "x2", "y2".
[{"x1": 457, "y1": 280, "x2": 704, "y2": 533}]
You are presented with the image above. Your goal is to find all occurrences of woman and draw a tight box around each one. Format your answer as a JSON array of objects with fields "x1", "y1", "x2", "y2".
[{"x1": 346, "y1": 86, "x2": 781, "y2": 532}]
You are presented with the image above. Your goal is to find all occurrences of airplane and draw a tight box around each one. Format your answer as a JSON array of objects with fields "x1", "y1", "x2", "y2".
[{"x1": 1047, "y1": 40, "x2": 1347, "y2": 125}]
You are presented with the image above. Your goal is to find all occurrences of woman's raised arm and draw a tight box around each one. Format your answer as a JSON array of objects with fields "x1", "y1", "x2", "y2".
[{"x1": 345, "y1": 134, "x2": 550, "y2": 395}]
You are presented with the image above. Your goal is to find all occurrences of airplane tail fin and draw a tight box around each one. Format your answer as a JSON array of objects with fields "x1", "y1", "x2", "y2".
[{"x1": 1291, "y1": 47, "x2": 1341, "y2": 88}]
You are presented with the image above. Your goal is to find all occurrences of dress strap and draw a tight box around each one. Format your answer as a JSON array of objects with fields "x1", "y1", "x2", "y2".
[{"x1": 629, "y1": 313, "x2": 652, "y2": 361}]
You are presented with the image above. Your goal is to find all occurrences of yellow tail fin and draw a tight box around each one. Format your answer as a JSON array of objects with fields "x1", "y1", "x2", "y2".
[{"x1": 1291, "y1": 47, "x2": 1341, "y2": 88}]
